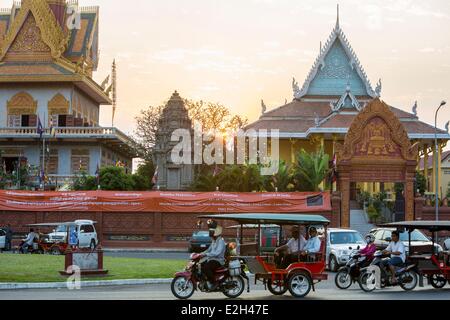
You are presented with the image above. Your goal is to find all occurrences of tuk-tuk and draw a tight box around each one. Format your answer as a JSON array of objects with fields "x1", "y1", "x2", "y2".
[
  {"x1": 200, "y1": 213, "x2": 330, "y2": 298},
  {"x1": 381, "y1": 221, "x2": 450, "y2": 289},
  {"x1": 23, "y1": 222, "x2": 79, "y2": 255}
]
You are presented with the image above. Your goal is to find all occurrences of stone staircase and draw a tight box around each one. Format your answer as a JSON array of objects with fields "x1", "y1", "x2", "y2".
[{"x1": 350, "y1": 209, "x2": 375, "y2": 237}]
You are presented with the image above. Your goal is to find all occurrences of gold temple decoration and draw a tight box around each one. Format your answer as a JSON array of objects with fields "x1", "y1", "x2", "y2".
[
  {"x1": 0, "y1": 0, "x2": 68, "y2": 61},
  {"x1": 336, "y1": 98, "x2": 418, "y2": 162},
  {"x1": 48, "y1": 93, "x2": 69, "y2": 115},
  {"x1": 7, "y1": 91, "x2": 37, "y2": 115}
]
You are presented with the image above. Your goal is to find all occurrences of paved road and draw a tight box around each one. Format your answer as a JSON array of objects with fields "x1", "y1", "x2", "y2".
[{"x1": 2, "y1": 277, "x2": 450, "y2": 300}]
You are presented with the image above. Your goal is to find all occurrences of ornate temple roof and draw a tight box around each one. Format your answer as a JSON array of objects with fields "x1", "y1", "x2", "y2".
[
  {"x1": 246, "y1": 6, "x2": 450, "y2": 141},
  {"x1": 0, "y1": 0, "x2": 109, "y2": 104}
]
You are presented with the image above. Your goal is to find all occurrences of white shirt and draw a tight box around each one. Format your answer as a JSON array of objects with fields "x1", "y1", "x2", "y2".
[
  {"x1": 203, "y1": 237, "x2": 226, "y2": 265},
  {"x1": 303, "y1": 236, "x2": 321, "y2": 253},
  {"x1": 25, "y1": 232, "x2": 37, "y2": 246},
  {"x1": 386, "y1": 240, "x2": 406, "y2": 262},
  {"x1": 286, "y1": 236, "x2": 306, "y2": 253},
  {"x1": 444, "y1": 239, "x2": 450, "y2": 251}
]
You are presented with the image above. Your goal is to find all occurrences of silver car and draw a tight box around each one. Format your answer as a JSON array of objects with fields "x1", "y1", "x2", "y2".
[{"x1": 326, "y1": 228, "x2": 366, "y2": 272}]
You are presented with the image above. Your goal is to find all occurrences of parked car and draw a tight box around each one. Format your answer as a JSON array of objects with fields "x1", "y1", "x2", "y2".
[
  {"x1": 0, "y1": 228, "x2": 6, "y2": 252},
  {"x1": 326, "y1": 228, "x2": 367, "y2": 272},
  {"x1": 369, "y1": 227, "x2": 443, "y2": 253},
  {"x1": 188, "y1": 230, "x2": 212, "y2": 253},
  {"x1": 47, "y1": 220, "x2": 98, "y2": 249}
]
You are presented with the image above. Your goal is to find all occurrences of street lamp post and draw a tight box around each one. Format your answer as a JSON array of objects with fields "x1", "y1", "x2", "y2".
[{"x1": 434, "y1": 100, "x2": 447, "y2": 221}]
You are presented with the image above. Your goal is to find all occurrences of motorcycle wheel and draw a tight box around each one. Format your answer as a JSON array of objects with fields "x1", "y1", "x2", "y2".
[
  {"x1": 358, "y1": 271, "x2": 376, "y2": 292},
  {"x1": 430, "y1": 274, "x2": 447, "y2": 289},
  {"x1": 399, "y1": 271, "x2": 418, "y2": 291},
  {"x1": 288, "y1": 272, "x2": 312, "y2": 298},
  {"x1": 335, "y1": 269, "x2": 352, "y2": 290},
  {"x1": 329, "y1": 255, "x2": 338, "y2": 272},
  {"x1": 267, "y1": 279, "x2": 288, "y2": 295},
  {"x1": 171, "y1": 276, "x2": 195, "y2": 300},
  {"x1": 223, "y1": 276, "x2": 245, "y2": 299}
]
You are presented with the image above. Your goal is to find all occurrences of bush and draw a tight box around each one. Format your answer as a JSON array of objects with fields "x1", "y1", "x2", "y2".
[{"x1": 367, "y1": 205, "x2": 380, "y2": 224}]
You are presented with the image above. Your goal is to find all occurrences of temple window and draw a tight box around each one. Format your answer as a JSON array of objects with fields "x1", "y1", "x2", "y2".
[
  {"x1": 48, "y1": 93, "x2": 70, "y2": 127},
  {"x1": 7, "y1": 92, "x2": 37, "y2": 128},
  {"x1": 71, "y1": 149, "x2": 90, "y2": 174}
]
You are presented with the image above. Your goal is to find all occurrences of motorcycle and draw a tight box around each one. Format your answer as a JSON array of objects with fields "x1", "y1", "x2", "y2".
[
  {"x1": 358, "y1": 251, "x2": 418, "y2": 292},
  {"x1": 18, "y1": 240, "x2": 44, "y2": 254},
  {"x1": 171, "y1": 253, "x2": 249, "y2": 300},
  {"x1": 335, "y1": 249, "x2": 370, "y2": 289}
]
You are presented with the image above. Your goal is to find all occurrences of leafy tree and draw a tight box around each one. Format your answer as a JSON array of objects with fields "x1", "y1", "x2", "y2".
[
  {"x1": 263, "y1": 161, "x2": 294, "y2": 192},
  {"x1": 415, "y1": 171, "x2": 426, "y2": 195},
  {"x1": 292, "y1": 147, "x2": 330, "y2": 192},
  {"x1": 189, "y1": 167, "x2": 218, "y2": 191},
  {"x1": 72, "y1": 171, "x2": 97, "y2": 191},
  {"x1": 133, "y1": 160, "x2": 155, "y2": 190},
  {"x1": 134, "y1": 99, "x2": 248, "y2": 162}
]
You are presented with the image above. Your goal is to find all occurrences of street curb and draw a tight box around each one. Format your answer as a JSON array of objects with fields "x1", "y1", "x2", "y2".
[{"x1": 0, "y1": 278, "x2": 172, "y2": 290}]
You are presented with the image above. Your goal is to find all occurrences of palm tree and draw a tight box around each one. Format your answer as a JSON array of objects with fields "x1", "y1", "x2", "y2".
[
  {"x1": 293, "y1": 147, "x2": 330, "y2": 192},
  {"x1": 263, "y1": 161, "x2": 294, "y2": 192}
]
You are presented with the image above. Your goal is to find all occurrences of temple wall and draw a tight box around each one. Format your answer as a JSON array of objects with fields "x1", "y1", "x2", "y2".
[{"x1": 0, "y1": 84, "x2": 73, "y2": 126}]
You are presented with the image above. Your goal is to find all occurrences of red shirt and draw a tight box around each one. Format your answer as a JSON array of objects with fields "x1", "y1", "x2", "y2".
[{"x1": 359, "y1": 243, "x2": 376, "y2": 260}]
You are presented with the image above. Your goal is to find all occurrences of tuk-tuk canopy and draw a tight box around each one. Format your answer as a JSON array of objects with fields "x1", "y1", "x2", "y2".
[
  {"x1": 25, "y1": 222, "x2": 96, "y2": 228},
  {"x1": 381, "y1": 221, "x2": 450, "y2": 232},
  {"x1": 199, "y1": 213, "x2": 330, "y2": 226}
]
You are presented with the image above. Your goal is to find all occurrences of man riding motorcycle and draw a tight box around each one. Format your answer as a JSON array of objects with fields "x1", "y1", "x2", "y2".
[
  {"x1": 200, "y1": 220, "x2": 226, "y2": 290},
  {"x1": 382, "y1": 230, "x2": 406, "y2": 284}
]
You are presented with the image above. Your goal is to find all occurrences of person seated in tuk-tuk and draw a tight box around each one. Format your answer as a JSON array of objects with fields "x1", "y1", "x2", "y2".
[
  {"x1": 274, "y1": 226, "x2": 306, "y2": 268},
  {"x1": 382, "y1": 230, "x2": 406, "y2": 284},
  {"x1": 300, "y1": 227, "x2": 322, "y2": 261}
]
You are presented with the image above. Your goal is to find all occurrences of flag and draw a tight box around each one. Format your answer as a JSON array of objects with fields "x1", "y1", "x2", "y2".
[
  {"x1": 212, "y1": 165, "x2": 218, "y2": 177},
  {"x1": 152, "y1": 166, "x2": 158, "y2": 185},
  {"x1": 37, "y1": 117, "x2": 44, "y2": 139},
  {"x1": 79, "y1": 159, "x2": 83, "y2": 171}
]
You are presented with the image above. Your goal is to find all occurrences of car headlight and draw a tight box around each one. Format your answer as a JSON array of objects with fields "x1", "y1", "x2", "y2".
[{"x1": 338, "y1": 250, "x2": 349, "y2": 256}]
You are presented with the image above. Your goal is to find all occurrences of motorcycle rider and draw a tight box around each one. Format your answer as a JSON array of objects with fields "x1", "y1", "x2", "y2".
[
  {"x1": 200, "y1": 220, "x2": 226, "y2": 290},
  {"x1": 359, "y1": 234, "x2": 377, "y2": 266},
  {"x1": 21, "y1": 228, "x2": 38, "y2": 253},
  {"x1": 382, "y1": 230, "x2": 406, "y2": 284}
]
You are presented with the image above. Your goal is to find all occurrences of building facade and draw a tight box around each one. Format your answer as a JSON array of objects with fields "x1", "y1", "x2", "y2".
[
  {"x1": 0, "y1": 0, "x2": 135, "y2": 189},
  {"x1": 246, "y1": 12, "x2": 450, "y2": 198}
]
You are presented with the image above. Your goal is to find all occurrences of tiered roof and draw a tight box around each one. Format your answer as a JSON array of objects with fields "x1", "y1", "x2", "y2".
[
  {"x1": 247, "y1": 8, "x2": 450, "y2": 140},
  {"x1": 0, "y1": 0, "x2": 109, "y2": 104}
]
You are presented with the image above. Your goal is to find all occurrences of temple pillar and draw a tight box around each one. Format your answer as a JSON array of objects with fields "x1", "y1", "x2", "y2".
[
  {"x1": 339, "y1": 172, "x2": 351, "y2": 228},
  {"x1": 405, "y1": 167, "x2": 416, "y2": 221},
  {"x1": 290, "y1": 139, "x2": 296, "y2": 164},
  {"x1": 423, "y1": 144, "x2": 429, "y2": 190}
]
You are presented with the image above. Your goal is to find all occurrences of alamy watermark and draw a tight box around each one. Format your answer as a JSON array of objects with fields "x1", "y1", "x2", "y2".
[
  {"x1": 66, "y1": 5, "x2": 82, "y2": 30},
  {"x1": 66, "y1": 265, "x2": 81, "y2": 290},
  {"x1": 170, "y1": 121, "x2": 280, "y2": 176}
]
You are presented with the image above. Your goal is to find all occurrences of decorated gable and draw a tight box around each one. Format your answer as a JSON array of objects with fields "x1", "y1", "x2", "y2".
[{"x1": 307, "y1": 40, "x2": 368, "y2": 97}]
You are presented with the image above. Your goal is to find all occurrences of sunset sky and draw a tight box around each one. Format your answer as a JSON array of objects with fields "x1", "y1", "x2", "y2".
[{"x1": 2, "y1": 0, "x2": 450, "y2": 138}]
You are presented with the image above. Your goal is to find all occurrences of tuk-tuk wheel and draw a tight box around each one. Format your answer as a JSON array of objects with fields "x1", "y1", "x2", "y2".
[
  {"x1": 51, "y1": 247, "x2": 61, "y2": 255},
  {"x1": 430, "y1": 275, "x2": 447, "y2": 289},
  {"x1": 267, "y1": 279, "x2": 288, "y2": 295},
  {"x1": 288, "y1": 272, "x2": 312, "y2": 298}
]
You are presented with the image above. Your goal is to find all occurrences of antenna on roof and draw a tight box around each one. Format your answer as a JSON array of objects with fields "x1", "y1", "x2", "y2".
[{"x1": 336, "y1": 4, "x2": 340, "y2": 29}]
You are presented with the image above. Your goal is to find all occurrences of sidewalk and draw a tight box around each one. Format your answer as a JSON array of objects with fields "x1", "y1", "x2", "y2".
[{"x1": 0, "y1": 278, "x2": 172, "y2": 290}]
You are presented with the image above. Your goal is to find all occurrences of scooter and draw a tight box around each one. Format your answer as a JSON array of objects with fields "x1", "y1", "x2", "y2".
[
  {"x1": 358, "y1": 251, "x2": 418, "y2": 292},
  {"x1": 335, "y1": 249, "x2": 369, "y2": 289},
  {"x1": 18, "y1": 240, "x2": 44, "y2": 254},
  {"x1": 170, "y1": 253, "x2": 250, "y2": 300}
]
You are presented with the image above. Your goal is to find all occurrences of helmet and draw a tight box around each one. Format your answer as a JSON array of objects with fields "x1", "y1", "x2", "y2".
[{"x1": 365, "y1": 234, "x2": 375, "y2": 244}]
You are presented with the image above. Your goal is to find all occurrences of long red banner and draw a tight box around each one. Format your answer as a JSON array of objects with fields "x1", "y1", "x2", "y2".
[{"x1": 0, "y1": 190, "x2": 331, "y2": 213}]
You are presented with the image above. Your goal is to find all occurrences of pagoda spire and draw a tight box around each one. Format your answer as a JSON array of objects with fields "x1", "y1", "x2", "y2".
[{"x1": 336, "y1": 4, "x2": 340, "y2": 29}]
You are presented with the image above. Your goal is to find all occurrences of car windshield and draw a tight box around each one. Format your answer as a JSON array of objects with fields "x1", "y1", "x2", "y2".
[
  {"x1": 193, "y1": 231, "x2": 210, "y2": 238},
  {"x1": 330, "y1": 232, "x2": 365, "y2": 245},
  {"x1": 55, "y1": 225, "x2": 67, "y2": 233},
  {"x1": 399, "y1": 230, "x2": 429, "y2": 242}
]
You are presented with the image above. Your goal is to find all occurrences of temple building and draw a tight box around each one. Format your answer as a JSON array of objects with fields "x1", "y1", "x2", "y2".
[
  {"x1": 0, "y1": 0, "x2": 135, "y2": 189},
  {"x1": 246, "y1": 11, "x2": 450, "y2": 198}
]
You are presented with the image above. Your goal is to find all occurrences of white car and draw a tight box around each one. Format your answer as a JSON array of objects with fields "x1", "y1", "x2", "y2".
[
  {"x1": 326, "y1": 228, "x2": 367, "y2": 272},
  {"x1": 47, "y1": 220, "x2": 98, "y2": 249},
  {"x1": 0, "y1": 228, "x2": 6, "y2": 251}
]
